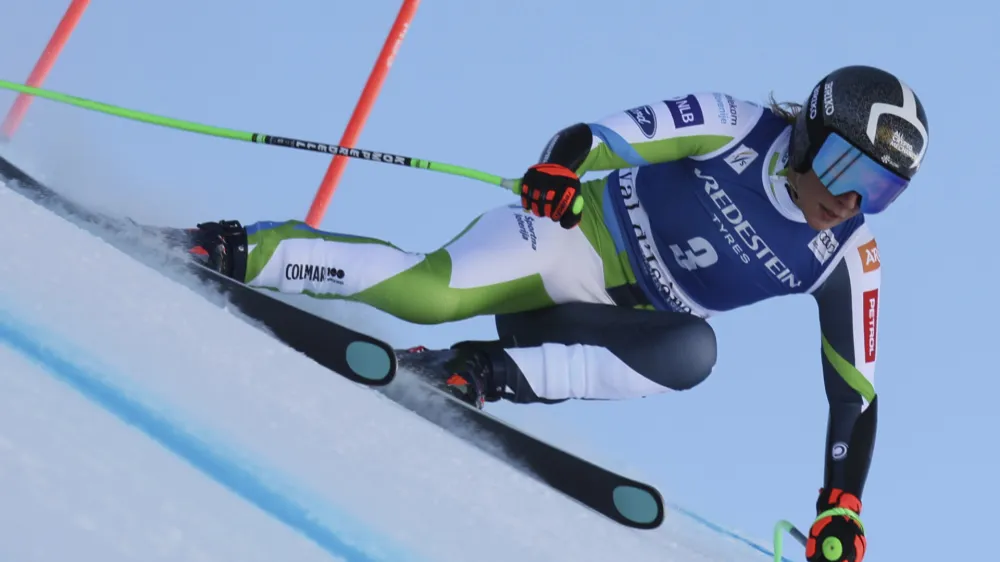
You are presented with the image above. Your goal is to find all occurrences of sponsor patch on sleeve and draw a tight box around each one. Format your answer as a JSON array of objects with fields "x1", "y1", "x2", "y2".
[
  {"x1": 858, "y1": 239, "x2": 880, "y2": 273},
  {"x1": 664, "y1": 95, "x2": 704, "y2": 129},
  {"x1": 863, "y1": 288, "x2": 878, "y2": 363}
]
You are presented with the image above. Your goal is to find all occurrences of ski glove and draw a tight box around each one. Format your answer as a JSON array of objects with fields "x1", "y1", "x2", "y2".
[
  {"x1": 519, "y1": 163, "x2": 584, "y2": 229},
  {"x1": 806, "y1": 488, "x2": 867, "y2": 562}
]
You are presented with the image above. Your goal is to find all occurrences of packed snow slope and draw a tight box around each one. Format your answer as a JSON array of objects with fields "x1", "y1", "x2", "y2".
[{"x1": 0, "y1": 180, "x2": 780, "y2": 561}]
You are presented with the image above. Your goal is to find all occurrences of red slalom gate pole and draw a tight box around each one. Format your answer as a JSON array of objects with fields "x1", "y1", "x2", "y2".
[
  {"x1": 1, "y1": 0, "x2": 91, "y2": 140},
  {"x1": 304, "y1": 0, "x2": 420, "y2": 228}
]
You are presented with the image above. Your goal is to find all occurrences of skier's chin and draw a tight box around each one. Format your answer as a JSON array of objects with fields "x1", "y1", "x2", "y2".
[
  {"x1": 804, "y1": 205, "x2": 847, "y2": 231},
  {"x1": 805, "y1": 215, "x2": 836, "y2": 231}
]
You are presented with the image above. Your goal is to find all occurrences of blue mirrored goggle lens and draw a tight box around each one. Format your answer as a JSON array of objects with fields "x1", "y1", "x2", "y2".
[{"x1": 812, "y1": 133, "x2": 908, "y2": 214}]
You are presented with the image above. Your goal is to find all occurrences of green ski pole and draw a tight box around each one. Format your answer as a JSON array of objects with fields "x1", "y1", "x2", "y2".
[
  {"x1": 773, "y1": 519, "x2": 808, "y2": 562},
  {"x1": 0, "y1": 80, "x2": 522, "y2": 194}
]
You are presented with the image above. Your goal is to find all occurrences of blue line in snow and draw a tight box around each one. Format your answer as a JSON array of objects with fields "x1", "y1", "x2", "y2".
[
  {"x1": 668, "y1": 502, "x2": 800, "y2": 562},
  {"x1": 0, "y1": 312, "x2": 390, "y2": 562}
]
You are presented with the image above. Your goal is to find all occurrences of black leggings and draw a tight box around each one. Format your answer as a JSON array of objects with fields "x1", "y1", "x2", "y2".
[{"x1": 493, "y1": 302, "x2": 718, "y2": 403}]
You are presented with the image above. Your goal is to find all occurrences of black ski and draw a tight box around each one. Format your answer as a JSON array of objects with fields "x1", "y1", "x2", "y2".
[
  {"x1": 0, "y1": 154, "x2": 396, "y2": 387},
  {"x1": 382, "y1": 373, "x2": 666, "y2": 529}
]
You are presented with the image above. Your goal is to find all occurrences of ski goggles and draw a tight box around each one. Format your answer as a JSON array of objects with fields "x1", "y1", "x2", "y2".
[{"x1": 811, "y1": 132, "x2": 908, "y2": 214}]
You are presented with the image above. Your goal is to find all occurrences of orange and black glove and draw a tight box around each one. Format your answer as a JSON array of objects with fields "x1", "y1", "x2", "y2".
[
  {"x1": 806, "y1": 488, "x2": 867, "y2": 562},
  {"x1": 519, "y1": 163, "x2": 584, "y2": 229}
]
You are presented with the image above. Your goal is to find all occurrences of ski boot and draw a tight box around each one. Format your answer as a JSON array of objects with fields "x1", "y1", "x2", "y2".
[
  {"x1": 158, "y1": 220, "x2": 249, "y2": 281},
  {"x1": 399, "y1": 342, "x2": 507, "y2": 409}
]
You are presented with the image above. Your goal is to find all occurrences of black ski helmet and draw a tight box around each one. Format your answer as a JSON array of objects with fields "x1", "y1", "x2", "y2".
[{"x1": 789, "y1": 65, "x2": 929, "y2": 186}]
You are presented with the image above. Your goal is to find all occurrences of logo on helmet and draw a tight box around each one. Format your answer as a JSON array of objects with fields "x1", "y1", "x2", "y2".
[
  {"x1": 866, "y1": 82, "x2": 928, "y2": 170},
  {"x1": 889, "y1": 131, "x2": 918, "y2": 162},
  {"x1": 823, "y1": 80, "x2": 835, "y2": 116}
]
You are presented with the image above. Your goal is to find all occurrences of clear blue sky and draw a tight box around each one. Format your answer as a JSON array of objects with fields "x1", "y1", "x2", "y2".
[{"x1": 1, "y1": 1, "x2": 995, "y2": 559}]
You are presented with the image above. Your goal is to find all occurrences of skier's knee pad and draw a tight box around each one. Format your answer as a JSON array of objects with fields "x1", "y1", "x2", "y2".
[
  {"x1": 667, "y1": 317, "x2": 716, "y2": 391},
  {"x1": 641, "y1": 316, "x2": 717, "y2": 392}
]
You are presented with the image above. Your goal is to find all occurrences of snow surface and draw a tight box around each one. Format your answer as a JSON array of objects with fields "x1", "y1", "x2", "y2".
[{"x1": 0, "y1": 180, "x2": 785, "y2": 561}]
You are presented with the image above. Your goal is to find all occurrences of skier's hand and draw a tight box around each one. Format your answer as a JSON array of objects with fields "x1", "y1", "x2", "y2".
[
  {"x1": 805, "y1": 488, "x2": 867, "y2": 562},
  {"x1": 519, "y1": 163, "x2": 584, "y2": 229}
]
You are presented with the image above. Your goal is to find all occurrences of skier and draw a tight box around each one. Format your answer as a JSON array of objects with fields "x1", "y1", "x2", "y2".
[{"x1": 182, "y1": 65, "x2": 928, "y2": 562}]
